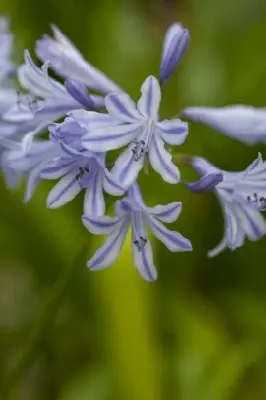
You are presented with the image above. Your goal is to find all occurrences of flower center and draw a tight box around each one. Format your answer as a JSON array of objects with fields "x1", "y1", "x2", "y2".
[{"x1": 131, "y1": 119, "x2": 155, "y2": 161}]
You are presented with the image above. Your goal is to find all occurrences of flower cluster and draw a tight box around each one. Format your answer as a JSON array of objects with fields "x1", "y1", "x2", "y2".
[{"x1": 1, "y1": 17, "x2": 266, "y2": 281}]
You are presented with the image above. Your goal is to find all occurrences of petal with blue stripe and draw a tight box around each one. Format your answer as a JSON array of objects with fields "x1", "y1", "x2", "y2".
[
  {"x1": 148, "y1": 135, "x2": 179, "y2": 183},
  {"x1": 111, "y1": 146, "x2": 145, "y2": 189},
  {"x1": 137, "y1": 76, "x2": 161, "y2": 119},
  {"x1": 147, "y1": 216, "x2": 192, "y2": 252},
  {"x1": 132, "y1": 237, "x2": 157, "y2": 281},
  {"x1": 157, "y1": 118, "x2": 188, "y2": 145},
  {"x1": 82, "y1": 122, "x2": 142, "y2": 152},
  {"x1": 47, "y1": 171, "x2": 81, "y2": 208},
  {"x1": 148, "y1": 202, "x2": 182, "y2": 223},
  {"x1": 87, "y1": 219, "x2": 129, "y2": 270},
  {"x1": 103, "y1": 168, "x2": 125, "y2": 196},
  {"x1": 105, "y1": 92, "x2": 141, "y2": 122},
  {"x1": 82, "y1": 214, "x2": 120, "y2": 235},
  {"x1": 83, "y1": 169, "x2": 105, "y2": 216}
]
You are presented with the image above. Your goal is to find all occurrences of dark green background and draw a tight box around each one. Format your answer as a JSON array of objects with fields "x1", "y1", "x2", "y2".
[{"x1": 1, "y1": 0, "x2": 266, "y2": 398}]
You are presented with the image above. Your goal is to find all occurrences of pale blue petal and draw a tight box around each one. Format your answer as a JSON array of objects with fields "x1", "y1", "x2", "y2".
[
  {"x1": 147, "y1": 216, "x2": 192, "y2": 252},
  {"x1": 137, "y1": 76, "x2": 161, "y2": 119},
  {"x1": 132, "y1": 237, "x2": 157, "y2": 281},
  {"x1": 127, "y1": 183, "x2": 145, "y2": 203},
  {"x1": 24, "y1": 158, "x2": 52, "y2": 202},
  {"x1": 208, "y1": 236, "x2": 228, "y2": 258},
  {"x1": 36, "y1": 25, "x2": 122, "y2": 94},
  {"x1": 83, "y1": 169, "x2": 105, "y2": 216},
  {"x1": 235, "y1": 204, "x2": 266, "y2": 241},
  {"x1": 19, "y1": 50, "x2": 67, "y2": 99},
  {"x1": 223, "y1": 203, "x2": 239, "y2": 248},
  {"x1": 41, "y1": 158, "x2": 77, "y2": 179},
  {"x1": 105, "y1": 92, "x2": 141, "y2": 122},
  {"x1": 47, "y1": 171, "x2": 81, "y2": 208},
  {"x1": 148, "y1": 202, "x2": 182, "y2": 223},
  {"x1": 87, "y1": 219, "x2": 129, "y2": 270},
  {"x1": 103, "y1": 168, "x2": 125, "y2": 196},
  {"x1": 111, "y1": 145, "x2": 145, "y2": 189},
  {"x1": 3, "y1": 101, "x2": 36, "y2": 122},
  {"x1": 156, "y1": 118, "x2": 188, "y2": 145},
  {"x1": 148, "y1": 135, "x2": 179, "y2": 183},
  {"x1": 69, "y1": 110, "x2": 118, "y2": 129},
  {"x1": 183, "y1": 106, "x2": 266, "y2": 144},
  {"x1": 82, "y1": 122, "x2": 142, "y2": 152},
  {"x1": 82, "y1": 214, "x2": 120, "y2": 235}
]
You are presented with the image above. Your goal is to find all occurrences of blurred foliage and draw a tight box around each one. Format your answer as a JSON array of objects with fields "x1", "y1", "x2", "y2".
[{"x1": 1, "y1": 0, "x2": 266, "y2": 399}]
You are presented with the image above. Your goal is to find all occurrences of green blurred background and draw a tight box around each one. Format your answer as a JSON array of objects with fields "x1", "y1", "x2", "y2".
[{"x1": 1, "y1": 0, "x2": 266, "y2": 398}]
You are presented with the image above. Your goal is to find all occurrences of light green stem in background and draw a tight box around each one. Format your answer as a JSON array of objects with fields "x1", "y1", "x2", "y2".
[
  {"x1": 91, "y1": 232, "x2": 161, "y2": 400},
  {"x1": 1, "y1": 240, "x2": 89, "y2": 399}
]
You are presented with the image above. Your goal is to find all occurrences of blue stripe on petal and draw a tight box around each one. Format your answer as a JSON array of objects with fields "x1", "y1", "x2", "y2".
[
  {"x1": 47, "y1": 172, "x2": 81, "y2": 208},
  {"x1": 137, "y1": 76, "x2": 161, "y2": 119},
  {"x1": 148, "y1": 216, "x2": 192, "y2": 251},
  {"x1": 83, "y1": 169, "x2": 105, "y2": 216},
  {"x1": 105, "y1": 92, "x2": 141, "y2": 122},
  {"x1": 148, "y1": 202, "x2": 182, "y2": 223},
  {"x1": 149, "y1": 135, "x2": 179, "y2": 183},
  {"x1": 103, "y1": 169, "x2": 125, "y2": 196},
  {"x1": 82, "y1": 123, "x2": 142, "y2": 152},
  {"x1": 88, "y1": 220, "x2": 129, "y2": 270},
  {"x1": 82, "y1": 215, "x2": 119, "y2": 234}
]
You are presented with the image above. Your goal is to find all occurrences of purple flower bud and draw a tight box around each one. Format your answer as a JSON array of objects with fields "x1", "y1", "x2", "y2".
[
  {"x1": 65, "y1": 79, "x2": 96, "y2": 110},
  {"x1": 160, "y1": 23, "x2": 190, "y2": 84},
  {"x1": 186, "y1": 172, "x2": 223, "y2": 193}
]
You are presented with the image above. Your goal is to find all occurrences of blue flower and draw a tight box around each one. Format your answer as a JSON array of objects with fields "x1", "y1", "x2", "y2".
[
  {"x1": 187, "y1": 154, "x2": 266, "y2": 256},
  {"x1": 183, "y1": 105, "x2": 266, "y2": 144},
  {"x1": 82, "y1": 183, "x2": 192, "y2": 281},
  {"x1": 36, "y1": 24, "x2": 121, "y2": 94},
  {"x1": 160, "y1": 22, "x2": 189, "y2": 84},
  {"x1": 81, "y1": 75, "x2": 188, "y2": 187},
  {"x1": 18, "y1": 118, "x2": 124, "y2": 213}
]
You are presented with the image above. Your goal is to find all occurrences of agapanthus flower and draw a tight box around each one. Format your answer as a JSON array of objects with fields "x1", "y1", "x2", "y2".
[
  {"x1": 82, "y1": 183, "x2": 192, "y2": 281},
  {"x1": 4, "y1": 117, "x2": 124, "y2": 213},
  {"x1": 81, "y1": 75, "x2": 188, "y2": 188},
  {"x1": 160, "y1": 22, "x2": 189, "y2": 84},
  {"x1": 187, "y1": 153, "x2": 266, "y2": 256},
  {"x1": 183, "y1": 105, "x2": 266, "y2": 144},
  {"x1": 36, "y1": 24, "x2": 121, "y2": 94},
  {"x1": 3, "y1": 51, "x2": 104, "y2": 128}
]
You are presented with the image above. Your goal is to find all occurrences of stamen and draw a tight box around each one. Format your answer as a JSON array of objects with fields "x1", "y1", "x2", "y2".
[
  {"x1": 132, "y1": 140, "x2": 147, "y2": 161},
  {"x1": 75, "y1": 166, "x2": 89, "y2": 181},
  {"x1": 246, "y1": 193, "x2": 266, "y2": 210},
  {"x1": 133, "y1": 236, "x2": 147, "y2": 252}
]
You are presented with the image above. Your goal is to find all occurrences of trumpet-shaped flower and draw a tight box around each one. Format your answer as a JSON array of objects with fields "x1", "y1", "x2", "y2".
[
  {"x1": 81, "y1": 75, "x2": 188, "y2": 187},
  {"x1": 36, "y1": 25, "x2": 121, "y2": 94},
  {"x1": 187, "y1": 154, "x2": 266, "y2": 256},
  {"x1": 183, "y1": 105, "x2": 266, "y2": 144},
  {"x1": 82, "y1": 183, "x2": 192, "y2": 281}
]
